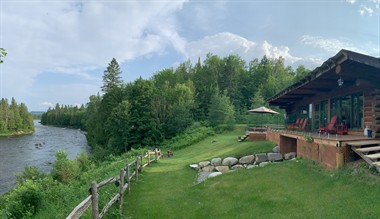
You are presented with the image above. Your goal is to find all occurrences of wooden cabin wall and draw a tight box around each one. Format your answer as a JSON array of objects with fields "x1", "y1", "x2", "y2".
[{"x1": 366, "y1": 88, "x2": 380, "y2": 137}]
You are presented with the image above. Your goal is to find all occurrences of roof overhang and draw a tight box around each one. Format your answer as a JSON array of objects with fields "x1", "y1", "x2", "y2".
[{"x1": 267, "y1": 49, "x2": 380, "y2": 109}]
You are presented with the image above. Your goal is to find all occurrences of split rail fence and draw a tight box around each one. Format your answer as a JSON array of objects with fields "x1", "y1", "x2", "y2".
[{"x1": 66, "y1": 150, "x2": 161, "y2": 219}]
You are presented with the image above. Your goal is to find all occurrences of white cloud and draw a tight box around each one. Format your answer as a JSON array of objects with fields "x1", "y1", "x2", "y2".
[
  {"x1": 1, "y1": 1, "x2": 187, "y2": 109},
  {"x1": 40, "y1": 102, "x2": 53, "y2": 109},
  {"x1": 300, "y1": 35, "x2": 366, "y2": 54},
  {"x1": 358, "y1": 5, "x2": 374, "y2": 16},
  {"x1": 185, "y1": 32, "x2": 303, "y2": 66},
  {"x1": 345, "y1": 0, "x2": 356, "y2": 4}
]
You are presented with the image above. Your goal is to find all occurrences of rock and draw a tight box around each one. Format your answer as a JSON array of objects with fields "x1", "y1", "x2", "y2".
[
  {"x1": 247, "y1": 164, "x2": 257, "y2": 169},
  {"x1": 208, "y1": 172, "x2": 222, "y2": 178},
  {"x1": 215, "y1": 166, "x2": 229, "y2": 173},
  {"x1": 231, "y1": 164, "x2": 244, "y2": 170},
  {"x1": 255, "y1": 153, "x2": 268, "y2": 163},
  {"x1": 211, "y1": 158, "x2": 222, "y2": 166},
  {"x1": 267, "y1": 153, "x2": 283, "y2": 162},
  {"x1": 222, "y1": 157, "x2": 238, "y2": 166},
  {"x1": 284, "y1": 152, "x2": 296, "y2": 160},
  {"x1": 190, "y1": 164, "x2": 199, "y2": 170},
  {"x1": 202, "y1": 165, "x2": 215, "y2": 172},
  {"x1": 199, "y1": 161, "x2": 211, "y2": 168},
  {"x1": 239, "y1": 155, "x2": 255, "y2": 164},
  {"x1": 272, "y1": 145, "x2": 280, "y2": 153},
  {"x1": 197, "y1": 172, "x2": 213, "y2": 183},
  {"x1": 259, "y1": 162, "x2": 269, "y2": 167}
]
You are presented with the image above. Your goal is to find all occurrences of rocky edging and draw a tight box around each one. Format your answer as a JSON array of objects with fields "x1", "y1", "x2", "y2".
[{"x1": 190, "y1": 147, "x2": 296, "y2": 183}]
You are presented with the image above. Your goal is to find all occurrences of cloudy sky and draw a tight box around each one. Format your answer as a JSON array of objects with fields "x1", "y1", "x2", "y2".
[{"x1": 0, "y1": 0, "x2": 379, "y2": 111}]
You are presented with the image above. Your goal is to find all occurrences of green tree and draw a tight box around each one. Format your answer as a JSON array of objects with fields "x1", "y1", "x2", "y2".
[
  {"x1": 101, "y1": 58, "x2": 123, "y2": 93},
  {"x1": 208, "y1": 88, "x2": 235, "y2": 129},
  {"x1": 0, "y1": 48, "x2": 6, "y2": 63}
]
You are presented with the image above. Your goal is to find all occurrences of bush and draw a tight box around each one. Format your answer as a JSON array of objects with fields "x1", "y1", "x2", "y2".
[
  {"x1": 51, "y1": 150, "x2": 80, "y2": 184},
  {"x1": 4, "y1": 180, "x2": 42, "y2": 218},
  {"x1": 16, "y1": 165, "x2": 45, "y2": 184},
  {"x1": 163, "y1": 125, "x2": 215, "y2": 150},
  {"x1": 76, "y1": 152, "x2": 94, "y2": 172}
]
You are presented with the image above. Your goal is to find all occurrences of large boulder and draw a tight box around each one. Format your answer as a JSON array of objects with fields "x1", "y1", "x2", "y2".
[
  {"x1": 231, "y1": 164, "x2": 244, "y2": 170},
  {"x1": 259, "y1": 162, "x2": 269, "y2": 167},
  {"x1": 239, "y1": 155, "x2": 255, "y2": 164},
  {"x1": 202, "y1": 165, "x2": 215, "y2": 172},
  {"x1": 215, "y1": 166, "x2": 230, "y2": 173},
  {"x1": 255, "y1": 153, "x2": 268, "y2": 163},
  {"x1": 267, "y1": 153, "x2": 283, "y2": 162},
  {"x1": 211, "y1": 158, "x2": 222, "y2": 166},
  {"x1": 197, "y1": 172, "x2": 213, "y2": 183},
  {"x1": 199, "y1": 161, "x2": 211, "y2": 168},
  {"x1": 189, "y1": 164, "x2": 200, "y2": 171},
  {"x1": 208, "y1": 172, "x2": 222, "y2": 178},
  {"x1": 272, "y1": 145, "x2": 280, "y2": 153},
  {"x1": 222, "y1": 157, "x2": 238, "y2": 166},
  {"x1": 284, "y1": 152, "x2": 296, "y2": 160},
  {"x1": 247, "y1": 164, "x2": 258, "y2": 169}
]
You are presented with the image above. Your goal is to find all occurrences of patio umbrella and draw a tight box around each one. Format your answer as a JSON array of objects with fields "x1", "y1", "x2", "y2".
[{"x1": 248, "y1": 106, "x2": 280, "y2": 115}]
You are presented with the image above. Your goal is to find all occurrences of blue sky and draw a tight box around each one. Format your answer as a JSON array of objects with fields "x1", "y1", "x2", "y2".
[{"x1": 0, "y1": 0, "x2": 379, "y2": 111}]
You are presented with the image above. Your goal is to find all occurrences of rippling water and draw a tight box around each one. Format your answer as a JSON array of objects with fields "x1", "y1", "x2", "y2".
[{"x1": 0, "y1": 121, "x2": 90, "y2": 195}]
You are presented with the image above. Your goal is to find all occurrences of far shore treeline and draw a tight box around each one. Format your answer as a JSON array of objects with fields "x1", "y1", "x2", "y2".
[
  {"x1": 0, "y1": 97, "x2": 35, "y2": 136},
  {"x1": 41, "y1": 54, "x2": 310, "y2": 158}
]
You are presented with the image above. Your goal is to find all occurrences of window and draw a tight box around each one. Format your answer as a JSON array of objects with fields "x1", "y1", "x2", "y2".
[{"x1": 330, "y1": 93, "x2": 363, "y2": 129}]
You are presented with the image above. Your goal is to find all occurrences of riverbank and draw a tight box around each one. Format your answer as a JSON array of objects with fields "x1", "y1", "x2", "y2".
[{"x1": 0, "y1": 129, "x2": 34, "y2": 137}]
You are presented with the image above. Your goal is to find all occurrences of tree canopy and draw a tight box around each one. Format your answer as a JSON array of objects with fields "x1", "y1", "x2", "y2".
[{"x1": 41, "y1": 54, "x2": 310, "y2": 158}]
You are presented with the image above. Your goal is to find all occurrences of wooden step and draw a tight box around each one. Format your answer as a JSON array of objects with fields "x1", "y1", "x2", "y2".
[
  {"x1": 346, "y1": 140, "x2": 380, "y2": 147},
  {"x1": 354, "y1": 146, "x2": 380, "y2": 153},
  {"x1": 364, "y1": 153, "x2": 380, "y2": 159}
]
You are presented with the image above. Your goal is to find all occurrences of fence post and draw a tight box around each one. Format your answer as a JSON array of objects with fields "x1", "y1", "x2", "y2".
[
  {"x1": 127, "y1": 164, "x2": 131, "y2": 193},
  {"x1": 139, "y1": 155, "x2": 143, "y2": 172},
  {"x1": 119, "y1": 169, "x2": 125, "y2": 212},
  {"x1": 91, "y1": 181, "x2": 99, "y2": 219},
  {"x1": 135, "y1": 157, "x2": 139, "y2": 182},
  {"x1": 147, "y1": 151, "x2": 150, "y2": 166},
  {"x1": 155, "y1": 150, "x2": 158, "y2": 162}
]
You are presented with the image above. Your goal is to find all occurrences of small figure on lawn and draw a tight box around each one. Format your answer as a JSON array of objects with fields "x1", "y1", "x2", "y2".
[{"x1": 154, "y1": 146, "x2": 162, "y2": 159}]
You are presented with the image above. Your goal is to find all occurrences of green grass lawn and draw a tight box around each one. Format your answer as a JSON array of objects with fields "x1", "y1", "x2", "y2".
[{"x1": 123, "y1": 128, "x2": 380, "y2": 219}]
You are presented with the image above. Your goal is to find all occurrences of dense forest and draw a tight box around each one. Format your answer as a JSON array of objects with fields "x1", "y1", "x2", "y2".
[
  {"x1": 0, "y1": 97, "x2": 35, "y2": 135},
  {"x1": 41, "y1": 54, "x2": 310, "y2": 158}
]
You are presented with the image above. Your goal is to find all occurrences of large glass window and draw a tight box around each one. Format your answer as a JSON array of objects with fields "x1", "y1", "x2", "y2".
[
  {"x1": 314, "y1": 100, "x2": 328, "y2": 130},
  {"x1": 330, "y1": 93, "x2": 363, "y2": 129}
]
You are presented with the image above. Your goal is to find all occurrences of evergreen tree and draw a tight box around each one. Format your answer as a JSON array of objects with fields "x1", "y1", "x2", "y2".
[
  {"x1": 208, "y1": 88, "x2": 235, "y2": 129},
  {"x1": 101, "y1": 58, "x2": 123, "y2": 93},
  {"x1": 0, "y1": 48, "x2": 6, "y2": 63}
]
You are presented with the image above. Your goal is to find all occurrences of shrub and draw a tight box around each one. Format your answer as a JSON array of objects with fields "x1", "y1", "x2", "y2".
[
  {"x1": 16, "y1": 165, "x2": 45, "y2": 184},
  {"x1": 163, "y1": 125, "x2": 215, "y2": 150},
  {"x1": 4, "y1": 180, "x2": 42, "y2": 218},
  {"x1": 51, "y1": 150, "x2": 80, "y2": 184},
  {"x1": 76, "y1": 152, "x2": 94, "y2": 172}
]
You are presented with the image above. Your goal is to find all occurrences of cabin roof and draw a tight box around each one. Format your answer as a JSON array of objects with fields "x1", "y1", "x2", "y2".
[{"x1": 267, "y1": 49, "x2": 380, "y2": 109}]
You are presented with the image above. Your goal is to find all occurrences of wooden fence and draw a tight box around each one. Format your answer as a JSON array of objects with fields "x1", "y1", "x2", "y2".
[{"x1": 66, "y1": 150, "x2": 161, "y2": 219}]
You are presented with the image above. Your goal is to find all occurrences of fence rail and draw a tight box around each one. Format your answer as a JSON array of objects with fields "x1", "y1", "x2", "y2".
[{"x1": 66, "y1": 150, "x2": 161, "y2": 219}]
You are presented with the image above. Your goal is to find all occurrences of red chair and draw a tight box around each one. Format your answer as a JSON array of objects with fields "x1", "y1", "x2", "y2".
[
  {"x1": 287, "y1": 118, "x2": 301, "y2": 130},
  {"x1": 298, "y1": 118, "x2": 309, "y2": 131},
  {"x1": 319, "y1": 115, "x2": 337, "y2": 134}
]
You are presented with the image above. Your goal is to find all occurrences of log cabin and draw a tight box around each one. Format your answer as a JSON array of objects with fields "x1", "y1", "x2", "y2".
[{"x1": 265, "y1": 49, "x2": 380, "y2": 170}]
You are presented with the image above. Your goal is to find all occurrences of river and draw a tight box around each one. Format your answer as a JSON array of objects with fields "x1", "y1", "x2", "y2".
[{"x1": 0, "y1": 121, "x2": 90, "y2": 195}]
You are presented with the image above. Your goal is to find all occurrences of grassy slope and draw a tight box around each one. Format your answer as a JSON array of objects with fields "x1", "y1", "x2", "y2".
[{"x1": 124, "y1": 128, "x2": 380, "y2": 219}]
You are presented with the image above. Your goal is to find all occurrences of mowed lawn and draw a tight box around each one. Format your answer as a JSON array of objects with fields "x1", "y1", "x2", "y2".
[{"x1": 123, "y1": 128, "x2": 380, "y2": 219}]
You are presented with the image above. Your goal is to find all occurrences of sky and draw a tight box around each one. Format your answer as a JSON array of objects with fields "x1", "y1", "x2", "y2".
[{"x1": 0, "y1": 0, "x2": 379, "y2": 111}]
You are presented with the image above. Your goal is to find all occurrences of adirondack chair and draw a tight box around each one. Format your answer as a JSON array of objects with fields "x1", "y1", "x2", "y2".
[
  {"x1": 297, "y1": 118, "x2": 309, "y2": 131},
  {"x1": 286, "y1": 118, "x2": 301, "y2": 130},
  {"x1": 319, "y1": 115, "x2": 337, "y2": 134}
]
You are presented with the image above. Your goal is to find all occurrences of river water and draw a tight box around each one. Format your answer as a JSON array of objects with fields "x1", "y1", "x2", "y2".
[{"x1": 0, "y1": 121, "x2": 90, "y2": 195}]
